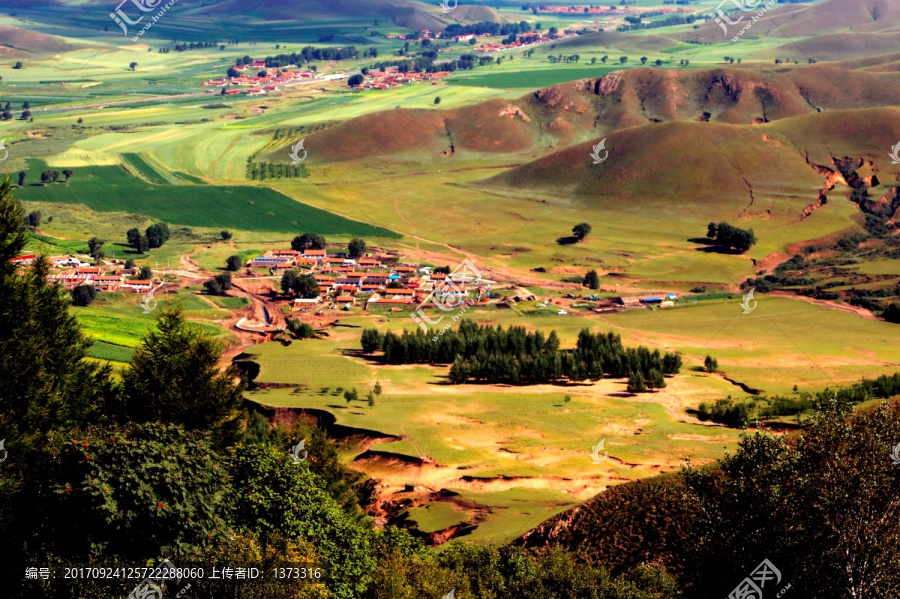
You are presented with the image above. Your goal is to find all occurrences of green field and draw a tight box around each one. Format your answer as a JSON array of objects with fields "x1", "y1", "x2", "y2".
[
  {"x1": 18, "y1": 160, "x2": 400, "y2": 238},
  {"x1": 122, "y1": 153, "x2": 169, "y2": 185}
]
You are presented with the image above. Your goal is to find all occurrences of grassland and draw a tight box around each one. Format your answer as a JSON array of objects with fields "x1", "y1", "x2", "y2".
[
  {"x1": 5, "y1": 0, "x2": 898, "y2": 547},
  {"x1": 245, "y1": 289, "x2": 900, "y2": 540},
  {"x1": 17, "y1": 159, "x2": 399, "y2": 238}
]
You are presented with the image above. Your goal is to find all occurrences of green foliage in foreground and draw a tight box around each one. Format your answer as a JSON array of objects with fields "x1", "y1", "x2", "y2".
[{"x1": 698, "y1": 372, "x2": 900, "y2": 428}]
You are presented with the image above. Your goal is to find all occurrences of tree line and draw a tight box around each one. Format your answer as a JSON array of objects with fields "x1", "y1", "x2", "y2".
[
  {"x1": 361, "y1": 321, "x2": 682, "y2": 387},
  {"x1": 442, "y1": 21, "x2": 533, "y2": 38},
  {"x1": 234, "y1": 46, "x2": 360, "y2": 69},
  {"x1": 697, "y1": 372, "x2": 900, "y2": 428}
]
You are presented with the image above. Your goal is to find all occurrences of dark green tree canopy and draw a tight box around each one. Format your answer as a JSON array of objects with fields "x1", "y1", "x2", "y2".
[
  {"x1": 291, "y1": 233, "x2": 326, "y2": 251},
  {"x1": 573, "y1": 222, "x2": 592, "y2": 241},
  {"x1": 121, "y1": 304, "x2": 245, "y2": 444}
]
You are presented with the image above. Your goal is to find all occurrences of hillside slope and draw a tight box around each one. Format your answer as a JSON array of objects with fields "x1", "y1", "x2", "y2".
[
  {"x1": 279, "y1": 66, "x2": 900, "y2": 166},
  {"x1": 189, "y1": 0, "x2": 497, "y2": 29},
  {"x1": 485, "y1": 108, "x2": 900, "y2": 205},
  {"x1": 685, "y1": 0, "x2": 900, "y2": 42}
]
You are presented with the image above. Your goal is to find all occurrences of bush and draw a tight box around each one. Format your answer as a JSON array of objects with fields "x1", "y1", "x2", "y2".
[
  {"x1": 70, "y1": 284, "x2": 96, "y2": 307},
  {"x1": 287, "y1": 320, "x2": 316, "y2": 339},
  {"x1": 225, "y1": 255, "x2": 242, "y2": 271}
]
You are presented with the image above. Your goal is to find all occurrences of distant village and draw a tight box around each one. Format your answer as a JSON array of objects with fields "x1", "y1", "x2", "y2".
[
  {"x1": 199, "y1": 24, "x2": 594, "y2": 95},
  {"x1": 247, "y1": 248, "x2": 489, "y2": 311},
  {"x1": 11, "y1": 253, "x2": 157, "y2": 294},
  {"x1": 12, "y1": 245, "x2": 682, "y2": 322}
]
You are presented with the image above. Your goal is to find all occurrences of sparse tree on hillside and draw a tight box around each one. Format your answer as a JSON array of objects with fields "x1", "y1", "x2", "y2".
[
  {"x1": 88, "y1": 237, "x2": 105, "y2": 261},
  {"x1": 640, "y1": 56, "x2": 647, "y2": 64},
  {"x1": 62, "y1": 169, "x2": 73, "y2": 181},
  {"x1": 225, "y1": 255, "x2": 242, "y2": 271},
  {"x1": 129, "y1": 62, "x2": 138, "y2": 71},
  {"x1": 705, "y1": 355, "x2": 718, "y2": 373},
  {"x1": 13, "y1": 61, "x2": 22, "y2": 69},
  {"x1": 584, "y1": 269, "x2": 600, "y2": 290},
  {"x1": 25, "y1": 210, "x2": 40, "y2": 229},
  {"x1": 434, "y1": 96, "x2": 441, "y2": 105},
  {"x1": 572, "y1": 222, "x2": 592, "y2": 242},
  {"x1": 619, "y1": 56, "x2": 628, "y2": 64},
  {"x1": 17, "y1": 172, "x2": 26, "y2": 187},
  {"x1": 220, "y1": 230, "x2": 233, "y2": 240},
  {"x1": 145, "y1": 223, "x2": 170, "y2": 249}
]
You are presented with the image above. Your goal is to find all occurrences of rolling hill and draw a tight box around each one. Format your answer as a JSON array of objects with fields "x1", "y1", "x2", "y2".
[
  {"x1": 189, "y1": 0, "x2": 499, "y2": 29},
  {"x1": 0, "y1": 24, "x2": 79, "y2": 57},
  {"x1": 685, "y1": 0, "x2": 900, "y2": 43},
  {"x1": 268, "y1": 66, "x2": 900, "y2": 167}
]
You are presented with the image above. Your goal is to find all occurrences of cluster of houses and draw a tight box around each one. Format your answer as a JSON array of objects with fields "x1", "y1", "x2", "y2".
[
  {"x1": 531, "y1": 5, "x2": 692, "y2": 15},
  {"x1": 617, "y1": 294, "x2": 679, "y2": 308},
  {"x1": 11, "y1": 254, "x2": 155, "y2": 293},
  {"x1": 248, "y1": 249, "x2": 488, "y2": 310},
  {"x1": 353, "y1": 69, "x2": 449, "y2": 90},
  {"x1": 201, "y1": 62, "x2": 316, "y2": 96},
  {"x1": 474, "y1": 30, "x2": 581, "y2": 53}
]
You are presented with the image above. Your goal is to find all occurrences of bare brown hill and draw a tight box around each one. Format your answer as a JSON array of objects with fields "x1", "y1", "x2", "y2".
[
  {"x1": 485, "y1": 107, "x2": 900, "y2": 205},
  {"x1": 0, "y1": 24, "x2": 76, "y2": 56},
  {"x1": 684, "y1": 0, "x2": 900, "y2": 42},
  {"x1": 769, "y1": 31, "x2": 900, "y2": 61},
  {"x1": 282, "y1": 67, "x2": 900, "y2": 165},
  {"x1": 192, "y1": 0, "x2": 493, "y2": 29}
]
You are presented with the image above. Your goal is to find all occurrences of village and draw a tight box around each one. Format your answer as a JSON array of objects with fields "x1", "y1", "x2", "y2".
[
  {"x1": 198, "y1": 25, "x2": 595, "y2": 95},
  {"x1": 11, "y1": 253, "x2": 157, "y2": 295},
  {"x1": 11, "y1": 245, "x2": 682, "y2": 340}
]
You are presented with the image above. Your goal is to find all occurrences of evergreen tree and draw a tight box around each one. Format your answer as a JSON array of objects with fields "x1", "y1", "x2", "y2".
[
  {"x1": 121, "y1": 304, "x2": 245, "y2": 446},
  {"x1": 627, "y1": 371, "x2": 646, "y2": 393}
]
